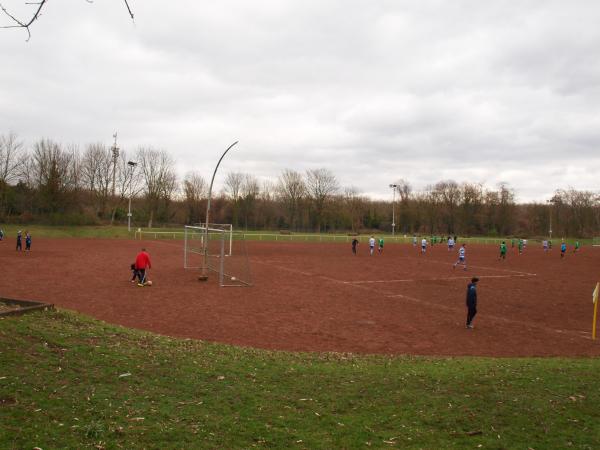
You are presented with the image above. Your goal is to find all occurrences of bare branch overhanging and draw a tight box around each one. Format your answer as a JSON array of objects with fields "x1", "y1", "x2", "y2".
[{"x1": 0, "y1": 0, "x2": 134, "y2": 41}]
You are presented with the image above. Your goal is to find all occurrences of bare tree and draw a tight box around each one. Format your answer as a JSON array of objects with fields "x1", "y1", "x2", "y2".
[
  {"x1": 137, "y1": 147, "x2": 177, "y2": 228},
  {"x1": 30, "y1": 139, "x2": 77, "y2": 213},
  {"x1": 240, "y1": 174, "x2": 260, "y2": 230},
  {"x1": 344, "y1": 186, "x2": 366, "y2": 232},
  {"x1": 0, "y1": 132, "x2": 23, "y2": 216},
  {"x1": 182, "y1": 171, "x2": 207, "y2": 224},
  {"x1": 277, "y1": 169, "x2": 305, "y2": 230},
  {"x1": 1, "y1": 0, "x2": 134, "y2": 41},
  {"x1": 305, "y1": 168, "x2": 339, "y2": 232},
  {"x1": 224, "y1": 172, "x2": 244, "y2": 227},
  {"x1": 80, "y1": 143, "x2": 112, "y2": 217}
]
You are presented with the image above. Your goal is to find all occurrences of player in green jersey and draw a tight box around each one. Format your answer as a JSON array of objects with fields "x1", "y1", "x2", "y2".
[
  {"x1": 498, "y1": 241, "x2": 507, "y2": 260},
  {"x1": 378, "y1": 237, "x2": 384, "y2": 254}
]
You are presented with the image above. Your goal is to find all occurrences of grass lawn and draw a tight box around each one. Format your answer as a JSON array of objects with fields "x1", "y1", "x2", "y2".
[
  {"x1": 1, "y1": 310, "x2": 599, "y2": 449},
  {"x1": 0, "y1": 224, "x2": 593, "y2": 246}
]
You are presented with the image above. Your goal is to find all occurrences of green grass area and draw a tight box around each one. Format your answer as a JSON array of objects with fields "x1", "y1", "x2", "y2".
[
  {"x1": 0, "y1": 224, "x2": 595, "y2": 246},
  {"x1": 1, "y1": 311, "x2": 599, "y2": 449}
]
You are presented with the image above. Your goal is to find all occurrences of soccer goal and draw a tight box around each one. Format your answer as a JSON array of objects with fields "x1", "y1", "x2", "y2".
[
  {"x1": 593, "y1": 237, "x2": 600, "y2": 247},
  {"x1": 183, "y1": 225, "x2": 252, "y2": 287}
]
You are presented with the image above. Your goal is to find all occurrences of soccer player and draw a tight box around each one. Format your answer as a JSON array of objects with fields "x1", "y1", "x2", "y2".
[
  {"x1": 25, "y1": 231, "x2": 31, "y2": 251},
  {"x1": 466, "y1": 277, "x2": 479, "y2": 329},
  {"x1": 448, "y1": 236, "x2": 455, "y2": 251},
  {"x1": 16, "y1": 230, "x2": 22, "y2": 251},
  {"x1": 368, "y1": 236, "x2": 375, "y2": 256},
  {"x1": 130, "y1": 263, "x2": 139, "y2": 283},
  {"x1": 542, "y1": 240, "x2": 548, "y2": 252},
  {"x1": 421, "y1": 237, "x2": 427, "y2": 254},
  {"x1": 378, "y1": 237, "x2": 384, "y2": 254},
  {"x1": 574, "y1": 241, "x2": 580, "y2": 253},
  {"x1": 560, "y1": 241, "x2": 567, "y2": 259},
  {"x1": 511, "y1": 238, "x2": 515, "y2": 248},
  {"x1": 351, "y1": 238, "x2": 359, "y2": 255},
  {"x1": 518, "y1": 239, "x2": 523, "y2": 254},
  {"x1": 499, "y1": 241, "x2": 507, "y2": 260},
  {"x1": 134, "y1": 248, "x2": 152, "y2": 286},
  {"x1": 0, "y1": 228, "x2": 4, "y2": 241},
  {"x1": 453, "y1": 244, "x2": 467, "y2": 270},
  {"x1": 412, "y1": 235, "x2": 417, "y2": 246}
]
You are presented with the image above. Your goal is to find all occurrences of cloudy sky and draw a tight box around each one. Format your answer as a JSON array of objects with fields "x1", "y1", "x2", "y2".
[{"x1": 1, "y1": 0, "x2": 599, "y2": 202}]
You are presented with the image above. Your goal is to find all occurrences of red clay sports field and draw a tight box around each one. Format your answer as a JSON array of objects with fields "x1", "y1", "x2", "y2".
[{"x1": 1, "y1": 238, "x2": 599, "y2": 357}]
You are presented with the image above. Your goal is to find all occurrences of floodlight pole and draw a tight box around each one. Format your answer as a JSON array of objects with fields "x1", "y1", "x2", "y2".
[
  {"x1": 200, "y1": 141, "x2": 239, "y2": 280},
  {"x1": 127, "y1": 161, "x2": 137, "y2": 232},
  {"x1": 546, "y1": 198, "x2": 553, "y2": 239},
  {"x1": 389, "y1": 184, "x2": 398, "y2": 236}
]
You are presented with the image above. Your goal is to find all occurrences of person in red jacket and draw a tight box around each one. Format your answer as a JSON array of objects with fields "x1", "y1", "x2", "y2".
[{"x1": 135, "y1": 248, "x2": 152, "y2": 286}]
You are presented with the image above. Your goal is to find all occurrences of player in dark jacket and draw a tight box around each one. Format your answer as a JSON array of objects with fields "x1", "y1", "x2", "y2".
[{"x1": 466, "y1": 277, "x2": 479, "y2": 329}]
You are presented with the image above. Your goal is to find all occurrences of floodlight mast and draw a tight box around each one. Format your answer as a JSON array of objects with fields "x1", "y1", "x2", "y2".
[
  {"x1": 127, "y1": 161, "x2": 137, "y2": 232},
  {"x1": 389, "y1": 184, "x2": 398, "y2": 236},
  {"x1": 199, "y1": 141, "x2": 239, "y2": 281}
]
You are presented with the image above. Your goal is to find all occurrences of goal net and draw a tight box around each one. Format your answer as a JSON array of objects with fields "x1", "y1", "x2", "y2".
[{"x1": 184, "y1": 225, "x2": 252, "y2": 287}]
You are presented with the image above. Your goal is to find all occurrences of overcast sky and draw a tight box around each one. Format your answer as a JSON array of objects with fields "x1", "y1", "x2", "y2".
[{"x1": 1, "y1": 0, "x2": 599, "y2": 202}]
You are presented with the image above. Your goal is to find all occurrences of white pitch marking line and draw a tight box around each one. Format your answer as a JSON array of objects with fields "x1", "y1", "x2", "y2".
[
  {"x1": 253, "y1": 260, "x2": 589, "y2": 340},
  {"x1": 350, "y1": 274, "x2": 534, "y2": 284},
  {"x1": 422, "y1": 257, "x2": 537, "y2": 277}
]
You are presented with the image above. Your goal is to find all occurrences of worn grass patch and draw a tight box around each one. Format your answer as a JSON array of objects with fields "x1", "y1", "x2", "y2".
[{"x1": 0, "y1": 310, "x2": 599, "y2": 449}]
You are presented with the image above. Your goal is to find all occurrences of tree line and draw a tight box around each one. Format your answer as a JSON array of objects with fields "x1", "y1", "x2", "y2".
[{"x1": 1, "y1": 133, "x2": 599, "y2": 237}]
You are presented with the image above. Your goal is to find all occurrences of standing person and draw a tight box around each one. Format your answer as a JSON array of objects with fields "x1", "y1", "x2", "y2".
[
  {"x1": 574, "y1": 241, "x2": 580, "y2": 253},
  {"x1": 448, "y1": 236, "x2": 455, "y2": 251},
  {"x1": 548, "y1": 240, "x2": 553, "y2": 250},
  {"x1": 135, "y1": 248, "x2": 152, "y2": 286},
  {"x1": 560, "y1": 241, "x2": 567, "y2": 259},
  {"x1": 542, "y1": 240, "x2": 548, "y2": 252},
  {"x1": 0, "y1": 228, "x2": 4, "y2": 241},
  {"x1": 453, "y1": 243, "x2": 467, "y2": 270},
  {"x1": 518, "y1": 239, "x2": 523, "y2": 254},
  {"x1": 421, "y1": 237, "x2": 427, "y2": 254},
  {"x1": 412, "y1": 235, "x2": 417, "y2": 247},
  {"x1": 368, "y1": 236, "x2": 375, "y2": 256},
  {"x1": 511, "y1": 238, "x2": 515, "y2": 248},
  {"x1": 16, "y1": 230, "x2": 22, "y2": 251},
  {"x1": 466, "y1": 277, "x2": 479, "y2": 329},
  {"x1": 25, "y1": 231, "x2": 31, "y2": 251},
  {"x1": 378, "y1": 237, "x2": 384, "y2": 254},
  {"x1": 351, "y1": 238, "x2": 359, "y2": 255},
  {"x1": 499, "y1": 241, "x2": 507, "y2": 260},
  {"x1": 130, "y1": 263, "x2": 139, "y2": 283}
]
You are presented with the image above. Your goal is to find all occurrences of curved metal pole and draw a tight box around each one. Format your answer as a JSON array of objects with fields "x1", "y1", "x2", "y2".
[{"x1": 201, "y1": 141, "x2": 239, "y2": 279}]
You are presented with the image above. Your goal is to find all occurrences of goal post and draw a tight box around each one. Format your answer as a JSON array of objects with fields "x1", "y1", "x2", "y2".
[
  {"x1": 183, "y1": 225, "x2": 252, "y2": 287},
  {"x1": 194, "y1": 223, "x2": 233, "y2": 256}
]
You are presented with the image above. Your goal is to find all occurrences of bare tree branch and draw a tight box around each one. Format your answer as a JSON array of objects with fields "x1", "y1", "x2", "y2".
[{"x1": 0, "y1": 0, "x2": 134, "y2": 41}]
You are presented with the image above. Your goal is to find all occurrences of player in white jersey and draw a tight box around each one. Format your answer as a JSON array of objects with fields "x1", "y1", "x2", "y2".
[
  {"x1": 448, "y1": 237, "x2": 455, "y2": 251},
  {"x1": 453, "y1": 243, "x2": 467, "y2": 270},
  {"x1": 421, "y1": 238, "x2": 427, "y2": 254},
  {"x1": 413, "y1": 235, "x2": 417, "y2": 246},
  {"x1": 368, "y1": 236, "x2": 376, "y2": 255}
]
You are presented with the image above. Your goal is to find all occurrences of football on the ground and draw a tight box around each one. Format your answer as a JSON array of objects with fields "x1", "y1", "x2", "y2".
[{"x1": 146, "y1": 280, "x2": 153, "y2": 286}]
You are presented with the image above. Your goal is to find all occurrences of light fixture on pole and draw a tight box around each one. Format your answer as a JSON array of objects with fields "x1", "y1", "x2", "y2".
[
  {"x1": 127, "y1": 161, "x2": 137, "y2": 233},
  {"x1": 389, "y1": 184, "x2": 398, "y2": 236}
]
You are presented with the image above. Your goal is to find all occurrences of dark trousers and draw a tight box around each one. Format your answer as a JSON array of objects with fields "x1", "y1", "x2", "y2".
[
  {"x1": 467, "y1": 306, "x2": 477, "y2": 325},
  {"x1": 137, "y1": 269, "x2": 146, "y2": 283},
  {"x1": 16, "y1": 240, "x2": 22, "y2": 251}
]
